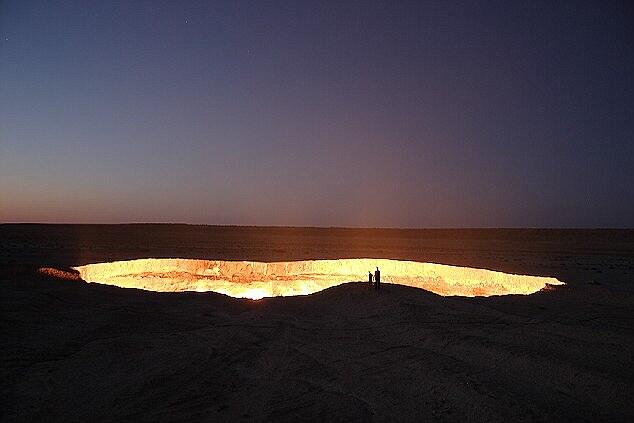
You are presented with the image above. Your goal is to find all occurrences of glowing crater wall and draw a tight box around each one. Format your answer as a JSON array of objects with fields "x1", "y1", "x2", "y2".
[{"x1": 73, "y1": 258, "x2": 563, "y2": 299}]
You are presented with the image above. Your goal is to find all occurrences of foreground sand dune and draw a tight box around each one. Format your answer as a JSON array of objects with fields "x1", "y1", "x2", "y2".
[
  {"x1": 2, "y1": 269, "x2": 632, "y2": 422},
  {"x1": 73, "y1": 258, "x2": 563, "y2": 298},
  {"x1": 2, "y1": 226, "x2": 633, "y2": 421}
]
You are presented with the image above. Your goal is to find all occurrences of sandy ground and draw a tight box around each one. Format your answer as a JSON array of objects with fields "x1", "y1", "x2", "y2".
[{"x1": 1, "y1": 225, "x2": 633, "y2": 421}]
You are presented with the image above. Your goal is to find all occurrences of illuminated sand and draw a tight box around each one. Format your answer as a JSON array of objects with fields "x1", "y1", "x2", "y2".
[{"x1": 73, "y1": 258, "x2": 563, "y2": 299}]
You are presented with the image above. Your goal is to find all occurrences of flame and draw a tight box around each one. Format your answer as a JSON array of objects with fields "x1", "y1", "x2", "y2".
[
  {"x1": 72, "y1": 258, "x2": 563, "y2": 299},
  {"x1": 240, "y1": 288, "x2": 269, "y2": 300}
]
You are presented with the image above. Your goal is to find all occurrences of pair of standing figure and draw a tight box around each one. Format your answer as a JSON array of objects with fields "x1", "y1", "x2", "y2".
[{"x1": 368, "y1": 267, "x2": 381, "y2": 290}]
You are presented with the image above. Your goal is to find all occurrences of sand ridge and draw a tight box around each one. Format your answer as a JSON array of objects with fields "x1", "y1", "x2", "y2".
[{"x1": 2, "y1": 269, "x2": 632, "y2": 422}]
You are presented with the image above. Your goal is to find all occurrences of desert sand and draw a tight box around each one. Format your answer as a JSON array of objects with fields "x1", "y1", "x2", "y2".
[{"x1": 1, "y1": 225, "x2": 633, "y2": 421}]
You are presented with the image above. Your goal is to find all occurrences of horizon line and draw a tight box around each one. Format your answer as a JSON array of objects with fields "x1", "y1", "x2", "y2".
[{"x1": 1, "y1": 222, "x2": 633, "y2": 230}]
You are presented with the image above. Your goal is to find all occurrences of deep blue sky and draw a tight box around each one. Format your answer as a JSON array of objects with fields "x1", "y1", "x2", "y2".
[{"x1": 1, "y1": 0, "x2": 633, "y2": 227}]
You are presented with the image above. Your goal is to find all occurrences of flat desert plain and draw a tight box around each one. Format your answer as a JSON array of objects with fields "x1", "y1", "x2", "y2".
[{"x1": 1, "y1": 225, "x2": 633, "y2": 422}]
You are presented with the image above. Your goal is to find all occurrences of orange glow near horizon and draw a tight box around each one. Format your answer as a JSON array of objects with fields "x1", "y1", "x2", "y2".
[{"x1": 72, "y1": 258, "x2": 564, "y2": 299}]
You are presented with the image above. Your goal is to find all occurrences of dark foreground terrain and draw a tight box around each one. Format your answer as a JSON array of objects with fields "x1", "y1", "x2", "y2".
[{"x1": 1, "y1": 225, "x2": 633, "y2": 421}]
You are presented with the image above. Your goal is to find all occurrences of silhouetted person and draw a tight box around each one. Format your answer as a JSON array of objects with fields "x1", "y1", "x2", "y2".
[
  {"x1": 368, "y1": 271, "x2": 373, "y2": 288},
  {"x1": 374, "y1": 267, "x2": 381, "y2": 290}
]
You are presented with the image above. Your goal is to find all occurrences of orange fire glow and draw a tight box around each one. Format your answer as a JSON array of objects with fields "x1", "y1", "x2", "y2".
[{"x1": 72, "y1": 258, "x2": 563, "y2": 298}]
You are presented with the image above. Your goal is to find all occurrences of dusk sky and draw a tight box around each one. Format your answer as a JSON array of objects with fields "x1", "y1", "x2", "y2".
[{"x1": 1, "y1": 0, "x2": 633, "y2": 227}]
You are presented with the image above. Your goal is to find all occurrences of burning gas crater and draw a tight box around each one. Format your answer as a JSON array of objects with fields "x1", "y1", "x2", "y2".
[{"x1": 73, "y1": 258, "x2": 563, "y2": 299}]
